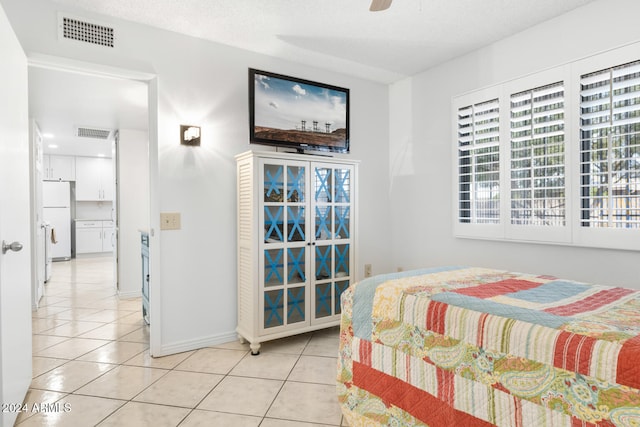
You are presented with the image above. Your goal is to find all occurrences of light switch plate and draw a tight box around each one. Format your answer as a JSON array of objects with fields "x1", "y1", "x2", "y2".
[{"x1": 160, "y1": 212, "x2": 181, "y2": 230}]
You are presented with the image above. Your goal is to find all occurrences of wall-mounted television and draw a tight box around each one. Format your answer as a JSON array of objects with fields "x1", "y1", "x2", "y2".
[{"x1": 249, "y1": 68, "x2": 350, "y2": 154}]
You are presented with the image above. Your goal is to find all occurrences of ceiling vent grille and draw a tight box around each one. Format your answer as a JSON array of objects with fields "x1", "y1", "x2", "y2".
[
  {"x1": 59, "y1": 15, "x2": 115, "y2": 48},
  {"x1": 76, "y1": 127, "x2": 113, "y2": 140}
]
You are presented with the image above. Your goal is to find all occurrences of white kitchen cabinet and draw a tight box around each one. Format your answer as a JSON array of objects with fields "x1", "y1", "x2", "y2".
[
  {"x1": 76, "y1": 220, "x2": 114, "y2": 253},
  {"x1": 43, "y1": 154, "x2": 75, "y2": 181},
  {"x1": 236, "y1": 150, "x2": 358, "y2": 355},
  {"x1": 75, "y1": 157, "x2": 113, "y2": 201},
  {"x1": 76, "y1": 224, "x2": 103, "y2": 253}
]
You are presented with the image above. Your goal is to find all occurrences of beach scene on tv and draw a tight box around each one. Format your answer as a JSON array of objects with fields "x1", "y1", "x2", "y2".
[{"x1": 253, "y1": 72, "x2": 348, "y2": 150}]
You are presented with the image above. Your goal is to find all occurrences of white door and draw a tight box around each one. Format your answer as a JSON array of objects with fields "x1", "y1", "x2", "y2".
[
  {"x1": 111, "y1": 134, "x2": 119, "y2": 289},
  {"x1": 31, "y1": 120, "x2": 45, "y2": 307},
  {"x1": 0, "y1": 4, "x2": 33, "y2": 427}
]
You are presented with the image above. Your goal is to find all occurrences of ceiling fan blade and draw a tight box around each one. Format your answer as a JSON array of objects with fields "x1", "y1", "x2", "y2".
[{"x1": 370, "y1": 0, "x2": 392, "y2": 12}]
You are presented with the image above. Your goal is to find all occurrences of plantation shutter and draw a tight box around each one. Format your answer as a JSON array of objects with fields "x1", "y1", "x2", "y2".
[
  {"x1": 457, "y1": 99, "x2": 500, "y2": 224},
  {"x1": 580, "y1": 60, "x2": 640, "y2": 228},
  {"x1": 510, "y1": 82, "x2": 566, "y2": 226}
]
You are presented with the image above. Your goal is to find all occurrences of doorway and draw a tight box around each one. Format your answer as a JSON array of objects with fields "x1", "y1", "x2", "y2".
[{"x1": 28, "y1": 62, "x2": 151, "y2": 328}]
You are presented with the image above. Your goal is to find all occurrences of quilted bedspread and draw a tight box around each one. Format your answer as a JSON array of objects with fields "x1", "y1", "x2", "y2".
[{"x1": 337, "y1": 267, "x2": 640, "y2": 427}]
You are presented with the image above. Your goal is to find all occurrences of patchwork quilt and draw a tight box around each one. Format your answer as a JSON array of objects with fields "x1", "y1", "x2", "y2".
[{"x1": 337, "y1": 267, "x2": 640, "y2": 427}]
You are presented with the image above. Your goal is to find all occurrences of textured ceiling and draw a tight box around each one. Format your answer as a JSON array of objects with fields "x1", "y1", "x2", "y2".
[
  {"x1": 29, "y1": 67, "x2": 148, "y2": 156},
  {"x1": 33, "y1": 0, "x2": 598, "y2": 156},
  {"x1": 54, "y1": 0, "x2": 597, "y2": 83}
]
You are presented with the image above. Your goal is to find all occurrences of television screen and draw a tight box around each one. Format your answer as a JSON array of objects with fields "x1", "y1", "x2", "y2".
[{"x1": 249, "y1": 68, "x2": 350, "y2": 154}]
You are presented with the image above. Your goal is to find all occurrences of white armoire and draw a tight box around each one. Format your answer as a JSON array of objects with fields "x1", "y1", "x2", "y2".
[{"x1": 236, "y1": 150, "x2": 358, "y2": 354}]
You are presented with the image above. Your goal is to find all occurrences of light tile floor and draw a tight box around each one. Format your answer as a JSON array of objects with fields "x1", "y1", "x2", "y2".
[{"x1": 21, "y1": 256, "x2": 348, "y2": 426}]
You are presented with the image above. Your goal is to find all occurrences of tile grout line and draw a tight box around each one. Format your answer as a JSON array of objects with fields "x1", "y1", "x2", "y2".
[
  {"x1": 28, "y1": 257, "x2": 345, "y2": 426},
  {"x1": 173, "y1": 342, "x2": 255, "y2": 426},
  {"x1": 257, "y1": 338, "x2": 307, "y2": 426}
]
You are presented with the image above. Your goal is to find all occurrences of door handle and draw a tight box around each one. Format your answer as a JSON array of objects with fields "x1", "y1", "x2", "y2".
[{"x1": 2, "y1": 241, "x2": 23, "y2": 254}]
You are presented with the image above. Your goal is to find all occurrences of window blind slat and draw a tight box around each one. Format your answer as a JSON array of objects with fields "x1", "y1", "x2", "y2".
[
  {"x1": 581, "y1": 122, "x2": 612, "y2": 132},
  {"x1": 581, "y1": 72, "x2": 610, "y2": 86},
  {"x1": 580, "y1": 97, "x2": 610, "y2": 109},
  {"x1": 612, "y1": 61, "x2": 640, "y2": 78},
  {"x1": 533, "y1": 97, "x2": 565, "y2": 110},
  {"x1": 581, "y1": 86, "x2": 610, "y2": 97},
  {"x1": 580, "y1": 110, "x2": 609, "y2": 121},
  {"x1": 510, "y1": 104, "x2": 531, "y2": 114},
  {"x1": 533, "y1": 86, "x2": 564, "y2": 98},
  {"x1": 612, "y1": 92, "x2": 640, "y2": 106}
]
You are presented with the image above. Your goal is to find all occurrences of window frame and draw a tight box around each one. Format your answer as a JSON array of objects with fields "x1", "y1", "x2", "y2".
[
  {"x1": 452, "y1": 42, "x2": 640, "y2": 251},
  {"x1": 571, "y1": 43, "x2": 640, "y2": 251},
  {"x1": 453, "y1": 85, "x2": 504, "y2": 240}
]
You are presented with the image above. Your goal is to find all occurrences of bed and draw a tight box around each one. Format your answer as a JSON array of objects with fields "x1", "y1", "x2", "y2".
[{"x1": 337, "y1": 266, "x2": 640, "y2": 426}]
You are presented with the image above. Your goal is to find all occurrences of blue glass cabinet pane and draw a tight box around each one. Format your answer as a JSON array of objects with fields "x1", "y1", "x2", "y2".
[
  {"x1": 335, "y1": 206, "x2": 350, "y2": 239},
  {"x1": 315, "y1": 206, "x2": 332, "y2": 240},
  {"x1": 264, "y1": 248, "x2": 284, "y2": 286},
  {"x1": 315, "y1": 245, "x2": 332, "y2": 280},
  {"x1": 264, "y1": 206, "x2": 284, "y2": 243},
  {"x1": 315, "y1": 283, "x2": 332, "y2": 318},
  {"x1": 334, "y1": 169, "x2": 350, "y2": 203},
  {"x1": 264, "y1": 165, "x2": 284, "y2": 202},
  {"x1": 287, "y1": 247, "x2": 306, "y2": 283},
  {"x1": 314, "y1": 168, "x2": 332, "y2": 202},
  {"x1": 287, "y1": 166, "x2": 305, "y2": 203},
  {"x1": 287, "y1": 287, "x2": 305, "y2": 324},
  {"x1": 264, "y1": 289, "x2": 284, "y2": 328},
  {"x1": 335, "y1": 244, "x2": 350, "y2": 277},
  {"x1": 286, "y1": 206, "x2": 306, "y2": 242}
]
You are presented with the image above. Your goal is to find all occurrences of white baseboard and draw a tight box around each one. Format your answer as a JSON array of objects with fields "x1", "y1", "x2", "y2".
[{"x1": 155, "y1": 330, "x2": 239, "y2": 357}]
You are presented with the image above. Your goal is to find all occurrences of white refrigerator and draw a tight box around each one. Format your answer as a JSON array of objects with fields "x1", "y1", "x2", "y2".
[{"x1": 42, "y1": 181, "x2": 71, "y2": 260}]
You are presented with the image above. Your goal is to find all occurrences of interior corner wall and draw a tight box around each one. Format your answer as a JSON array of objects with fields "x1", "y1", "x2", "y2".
[
  {"x1": 389, "y1": 0, "x2": 640, "y2": 288},
  {"x1": 1, "y1": 0, "x2": 392, "y2": 354},
  {"x1": 117, "y1": 129, "x2": 149, "y2": 298}
]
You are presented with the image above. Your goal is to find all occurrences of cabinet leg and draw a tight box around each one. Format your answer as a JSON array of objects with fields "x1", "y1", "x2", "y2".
[
  {"x1": 249, "y1": 342, "x2": 261, "y2": 356},
  {"x1": 238, "y1": 335, "x2": 246, "y2": 344}
]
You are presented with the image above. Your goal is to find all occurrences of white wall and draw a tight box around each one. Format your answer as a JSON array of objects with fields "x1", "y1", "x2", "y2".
[
  {"x1": 75, "y1": 201, "x2": 113, "y2": 221},
  {"x1": 389, "y1": 0, "x2": 640, "y2": 288},
  {"x1": 1, "y1": 0, "x2": 392, "y2": 354},
  {"x1": 117, "y1": 129, "x2": 149, "y2": 298}
]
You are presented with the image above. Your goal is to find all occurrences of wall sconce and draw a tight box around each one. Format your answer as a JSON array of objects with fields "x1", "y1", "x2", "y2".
[{"x1": 180, "y1": 125, "x2": 201, "y2": 146}]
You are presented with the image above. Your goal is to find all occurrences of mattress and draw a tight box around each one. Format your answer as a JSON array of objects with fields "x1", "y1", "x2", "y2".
[{"x1": 337, "y1": 267, "x2": 640, "y2": 426}]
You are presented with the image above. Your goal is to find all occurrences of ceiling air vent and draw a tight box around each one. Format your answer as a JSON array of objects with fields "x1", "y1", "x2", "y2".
[
  {"x1": 59, "y1": 14, "x2": 115, "y2": 48},
  {"x1": 76, "y1": 127, "x2": 113, "y2": 140}
]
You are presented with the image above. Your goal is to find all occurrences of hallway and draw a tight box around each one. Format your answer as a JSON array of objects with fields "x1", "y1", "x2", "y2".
[{"x1": 22, "y1": 256, "x2": 345, "y2": 426}]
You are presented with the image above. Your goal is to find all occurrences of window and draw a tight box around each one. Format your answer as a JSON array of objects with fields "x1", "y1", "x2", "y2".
[
  {"x1": 457, "y1": 99, "x2": 500, "y2": 224},
  {"x1": 453, "y1": 42, "x2": 640, "y2": 250},
  {"x1": 510, "y1": 82, "x2": 566, "y2": 227},
  {"x1": 580, "y1": 60, "x2": 640, "y2": 229}
]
